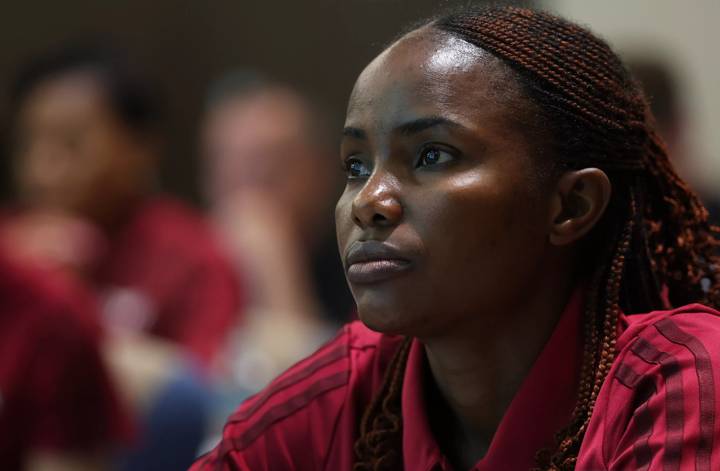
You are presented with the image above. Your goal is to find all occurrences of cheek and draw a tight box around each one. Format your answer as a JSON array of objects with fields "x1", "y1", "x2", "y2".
[
  {"x1": 415, "y1": 173, "x2": 548, "y2": 299},
  {"x1": 77, "y1": 136, "x2": 136, "y2": 202},
  {"x1": 335, "y1": 189, "x2": 355, "y2": 251},
  {"x1": 420, "y1": 173, "x2": 521, "y2": 244}
]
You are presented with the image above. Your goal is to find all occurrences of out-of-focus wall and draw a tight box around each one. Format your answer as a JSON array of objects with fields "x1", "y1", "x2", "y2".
[{"x1": 544, "y1": 0, "x2": 720, "y2": 195}]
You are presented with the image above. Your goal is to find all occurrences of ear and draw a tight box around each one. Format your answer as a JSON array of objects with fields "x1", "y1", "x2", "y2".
[{"x1": 548, "y1": 168, "x2": 611, "y2": 246}]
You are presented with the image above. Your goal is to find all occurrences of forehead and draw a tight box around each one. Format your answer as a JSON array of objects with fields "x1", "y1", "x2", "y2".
[
  {"x1": 346, "y1": 27, "x2": 524, "y2": 132},
  {"x1": 18, "y1": 71, "x2": 112, "y2": 125},
  {"x1": 205, "y1": 92, "x2": 309, "y2": 139}
]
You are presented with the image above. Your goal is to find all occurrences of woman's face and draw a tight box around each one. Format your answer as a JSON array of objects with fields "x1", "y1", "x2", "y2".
[
  {"x1": 336, "y1": 27, "x2": 558, "y2": 339},
  {"x1": 13, "y1": 71, "x2": 151, "y2": 220}
]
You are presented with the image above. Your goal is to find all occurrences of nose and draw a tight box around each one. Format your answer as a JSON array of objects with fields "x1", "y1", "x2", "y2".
[{"x1": 351, "y1": 173, "x2": 403, "y2": 229}]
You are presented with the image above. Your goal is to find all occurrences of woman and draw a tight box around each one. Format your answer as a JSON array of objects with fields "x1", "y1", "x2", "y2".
[
  {"x1": 192, "y1": 7, "x2": 720, "y2": 470},
  {"x1": 4, "y1": 46, "x2": 239, "y2": 470}
]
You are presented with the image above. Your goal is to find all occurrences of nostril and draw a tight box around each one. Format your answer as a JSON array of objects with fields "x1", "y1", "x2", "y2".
[{"x1": 372, "y1": 213, "x2": 387, "y2": 224}]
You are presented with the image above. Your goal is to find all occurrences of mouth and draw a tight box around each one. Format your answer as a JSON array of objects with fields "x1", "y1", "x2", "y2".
[{"x1": 344, "y1": 240, "x2": 414, "y2": 284}]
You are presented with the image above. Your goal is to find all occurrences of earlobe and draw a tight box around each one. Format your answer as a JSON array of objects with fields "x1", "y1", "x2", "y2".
[{"x1": 549, "y1": 168, "x2": 611, "y2": 246}]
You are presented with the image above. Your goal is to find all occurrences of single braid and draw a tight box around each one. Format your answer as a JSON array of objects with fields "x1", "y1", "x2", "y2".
[
  {"x1": 353, "y1": 338, "x2": 411, "y2": 471},
  {"x1": 540, "y1": 197, "x2": 635, "y2": 471},
  {"x1": 354, "y1": 6, "x2": 720, "y2": 470}
]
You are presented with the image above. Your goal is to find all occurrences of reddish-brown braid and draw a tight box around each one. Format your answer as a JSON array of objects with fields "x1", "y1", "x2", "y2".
[
  {"x1": 354, "y1": 6, "x2": 720, "y2": 471},
  {"x1": 353, "y1": 338, "x2": 411, "y2": 471}
]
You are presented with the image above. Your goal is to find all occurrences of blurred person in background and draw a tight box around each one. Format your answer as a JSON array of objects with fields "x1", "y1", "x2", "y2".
[
  {"x1": 1, "y1": 45, "x2": 243, "y2": 470},
  {"x1": 627, "y1": 58, "x2": 685, "y2": 166},
  {"x1": 201, "y1": 72, "x2": 353, "y2": 393},
  {"x1": 628, "y1": 55, "x2": 720, "y2": 223},
  {"x1": 0, "y1": 247, "x2": 129, "y2": 471}
]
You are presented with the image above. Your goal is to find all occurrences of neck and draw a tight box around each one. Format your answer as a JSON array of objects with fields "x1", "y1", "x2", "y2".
[
  {"x1": 91, "y1": 191, "x2": 146, "y2": 234},
  {"x1": 420, "y1": 271, "x2": 575, "y2": 454}
]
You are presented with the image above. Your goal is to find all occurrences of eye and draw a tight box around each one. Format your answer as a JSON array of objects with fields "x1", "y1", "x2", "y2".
[
  {"x1": 416, "y1": 146, "x2": 455, "y2": 168},
  {"x1": 344, "y1": 157, "x2": 371, "y2": 179}
]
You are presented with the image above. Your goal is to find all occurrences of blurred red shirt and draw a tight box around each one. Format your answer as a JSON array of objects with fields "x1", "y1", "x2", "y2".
[
  {"x1": 96, "y1": 198, "x2": 242, "y2": 366},
  {"x1": 192, "y1": 290, "x2": 720, "y2": 470},
  {"x1": 0, "y1": 251, "x2": 130, "y2": 470}
]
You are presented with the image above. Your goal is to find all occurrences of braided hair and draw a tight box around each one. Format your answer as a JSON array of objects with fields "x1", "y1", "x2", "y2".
[{"x1": 353, "y1": 6, "x2": 720, "y2": 471}]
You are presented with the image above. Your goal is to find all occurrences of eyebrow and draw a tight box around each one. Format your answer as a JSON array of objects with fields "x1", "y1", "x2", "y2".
[
  {"x1": 341, "y1": 126, "x2": 366, "y2": 139},
  {"x1": 395, "y1": 116, "x2": 463, "y2": 136},
  {"x1": 341, "y1": 116, "x2": 464, "y2": 141}
]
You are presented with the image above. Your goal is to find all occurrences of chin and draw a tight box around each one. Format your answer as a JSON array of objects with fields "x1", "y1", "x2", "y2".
[
  {"x1": 357, "y1": 311, "x2": 405, "y2": 335},
  {"x1": 355, "y1": 295, "x2": 422, "y2": 336}
]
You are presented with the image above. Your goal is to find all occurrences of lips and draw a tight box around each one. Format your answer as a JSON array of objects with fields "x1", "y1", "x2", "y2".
[{"x1": 344, "y1": 240, "x2": 414, "y2": 284}]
